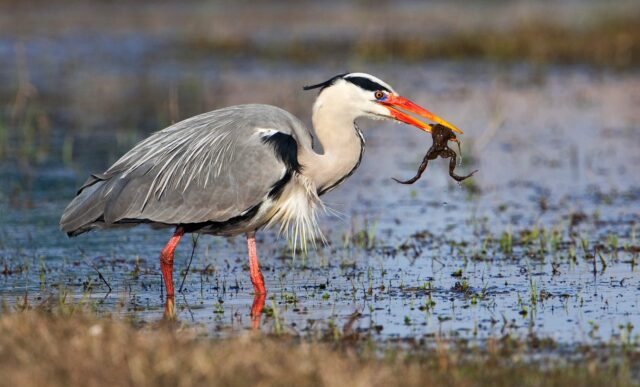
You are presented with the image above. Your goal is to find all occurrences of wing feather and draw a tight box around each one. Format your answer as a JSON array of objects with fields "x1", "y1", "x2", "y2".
[{"x1": 60, "y1": 104, "x2": 313, "y2": 235}]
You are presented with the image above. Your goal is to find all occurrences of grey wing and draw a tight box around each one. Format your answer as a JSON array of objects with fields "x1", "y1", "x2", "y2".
[{"x1": 60, "y1": 104, "x2": 312, "y2": 235}]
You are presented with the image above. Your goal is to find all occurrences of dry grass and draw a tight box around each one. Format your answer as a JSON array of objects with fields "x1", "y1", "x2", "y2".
[{"x1": 0, "y1": 309, "x2": 636, "y2": 387}]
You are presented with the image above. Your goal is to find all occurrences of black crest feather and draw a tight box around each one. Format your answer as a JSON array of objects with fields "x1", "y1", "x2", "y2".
[{"x1": 303, "y1": 73, "x2": 348, "y2": 91}]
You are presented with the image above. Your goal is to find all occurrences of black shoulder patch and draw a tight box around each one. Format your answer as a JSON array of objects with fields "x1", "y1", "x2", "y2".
[
  {"x1": 344, "y1": 76, "x2": 390, "y2": 93},
  {"x1": 268, "y1": 171, "x2": 293, "y2": 199},
  {"x1": 262, "y1": 132, "x2": 301, "y2": 173}
]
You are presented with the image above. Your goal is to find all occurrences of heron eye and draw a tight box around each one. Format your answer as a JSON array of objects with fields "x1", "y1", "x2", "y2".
[{"x1": 374, "y1": 90, "x2": 385, "y2": 100}]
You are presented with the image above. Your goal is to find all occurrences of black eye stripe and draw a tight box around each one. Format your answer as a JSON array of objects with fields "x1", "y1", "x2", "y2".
[{"x1": 344, "y1": 76, "x2": 391, "y2": 93}]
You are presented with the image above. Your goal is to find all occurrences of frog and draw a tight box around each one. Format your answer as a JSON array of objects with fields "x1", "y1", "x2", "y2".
[{"x1": 393, "y1": 124, "x2": 477, "y2": 184}]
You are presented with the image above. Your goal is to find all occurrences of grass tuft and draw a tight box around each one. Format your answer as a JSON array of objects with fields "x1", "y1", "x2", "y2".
[{"x1": 0, "y1": 309, "x2": 637, "y2": 387}]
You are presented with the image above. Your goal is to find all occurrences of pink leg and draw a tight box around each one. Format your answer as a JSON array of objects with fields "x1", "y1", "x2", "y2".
[
  {"x1": 251, "y1": 293, "x2": 266, "y2": 330},
  {"x1": 160, "y1": 227, "x2": 184, "y2": 298},
  {"x1": 246, "y1": 231, "x2": 266, "y2": 295},
  {"x1": 247, "y1": 232, "x2": 267, "y2": 330},
  {"x1": 246, "y1": 232, "x2": 266, "y2": 329}
]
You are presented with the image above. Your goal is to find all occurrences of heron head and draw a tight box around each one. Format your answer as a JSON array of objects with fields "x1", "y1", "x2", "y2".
[{"x1": 304, "y1": 72, "x2": 461, "y2": 134}]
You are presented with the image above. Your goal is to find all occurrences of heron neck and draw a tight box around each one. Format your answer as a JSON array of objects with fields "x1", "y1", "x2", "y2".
[{"x1": 300, "y1": 101, "x2": 364, "y2": 194}]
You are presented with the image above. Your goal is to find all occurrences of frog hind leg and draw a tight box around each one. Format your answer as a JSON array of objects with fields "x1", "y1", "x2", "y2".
[
  {"x1": 393, "y1": 146, "x2": 440, "y2": 184},
  {"x1": 446, "y1": 150, "x2": 478, "y2": 182}
]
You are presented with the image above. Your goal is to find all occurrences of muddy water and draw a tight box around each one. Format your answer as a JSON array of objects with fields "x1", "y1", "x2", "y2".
[{"x1": 1, "y1": 62, "x2": 639, "y2": 344}]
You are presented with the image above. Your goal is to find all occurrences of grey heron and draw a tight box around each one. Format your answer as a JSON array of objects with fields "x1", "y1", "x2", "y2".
[{"x1": 60, "y1": 72, "x2": 461, "y2": 318}]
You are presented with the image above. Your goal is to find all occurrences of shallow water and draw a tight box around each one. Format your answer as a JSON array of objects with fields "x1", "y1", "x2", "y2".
[{"x1": 1, "y1": 56, "x2": 639, "y2": 345}]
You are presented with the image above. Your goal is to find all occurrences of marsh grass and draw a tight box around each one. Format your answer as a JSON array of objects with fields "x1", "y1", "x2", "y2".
[
  {"x1": 0, "y1": 307, "x2": 637, "y2": 387},
  {"x1": 183, "y1": 16, "x2": 640, "y2": 68},
  {"x1": 344, "y1": 215, "x2": 378, "y2": 250}
]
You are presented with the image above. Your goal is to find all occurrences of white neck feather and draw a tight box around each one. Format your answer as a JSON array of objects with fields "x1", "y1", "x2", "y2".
[{"x1": 299, "y1": 86, "x2": 365, "y2": 194}]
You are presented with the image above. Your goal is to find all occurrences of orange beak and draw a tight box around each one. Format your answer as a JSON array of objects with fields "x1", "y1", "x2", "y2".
[{"x1": 379, "y1": 94, "x2": 462, "y2": 134}]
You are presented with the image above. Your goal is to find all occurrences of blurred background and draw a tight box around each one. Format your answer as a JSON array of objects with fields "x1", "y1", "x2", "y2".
[
  {"x1": 0, "y1": 0, "x2": 638, "y2": 174},
  {"x1": 0, "y1": 0, "x2": 639, "y2": 338}
]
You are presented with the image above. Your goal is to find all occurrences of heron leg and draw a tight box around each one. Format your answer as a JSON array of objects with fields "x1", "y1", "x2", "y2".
[
  {"x1": 160, "y1": 227, "x2": 185, "y2": 298},
  {"x1": 246, "y1": 231, "x2": 266, "y2": 295},
  {"x1": 250, "y1": 292, "x2": 266, "y2": 330}
]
